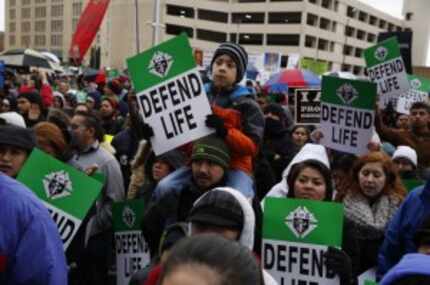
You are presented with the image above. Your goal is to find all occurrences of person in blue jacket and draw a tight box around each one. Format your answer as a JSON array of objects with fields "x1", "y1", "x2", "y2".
[
  {"x1": 377, "y1": 180, "x2": 430, "y2": 278},
  {"x1": 0, "y1": 173, "x2": 67, "y2": 284}
]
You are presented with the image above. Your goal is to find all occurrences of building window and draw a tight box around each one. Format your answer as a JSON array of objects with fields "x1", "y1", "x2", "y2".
[
  {"x1": 308, "y1": 0, "x2": 317, "y2": 4},
  {"x1": 353, "y1": 65, "x2": 362, "y2": 75},
  {"x1": 21, "y1": 35, "x2": 31, "y2": 47},
  {"x1": 319, "y1": 17, "x2": 330, "y2": 30},
  {"x1": 378, "y1": 19, "x2": 386, "y2": 29},
  {"x1": 51, "y1": 20, "x2": 63, "y2": 32},
  {"x1": 35, "y1": 0, "x2": 47, "y2": 3},
  {"x1": 167, "y1": 5, "x2": 194, "y2": 18},
  {"x1": 267, "y1": 34, "x2": 300, "y2": 46},
  {"x1": 268, "y1": 12, "x2": 302, "y2": 24},
  {"x1": 52, "y1": 0, "x2": 63, "y2": 3},
  {"x1": 72, "y1": 2, "x2": 83, "y2": 17},
  {"x1": 9, "y1": 35, "x2": 16, "y2": 46},
  {"x1": 51, "y1": 5, "x2": 63, "y2": 17},
  {"x1": 329, "y1": 41, "x2": 335, "y2": 52},
  {"x1": 197, "y1": 29, "x2": 227, "y2": 43},
  {"x1": 341, "y1": 64, "x2": 352, "y2": 72},
  {"x1": 321, "y1": 0, "x2": 332, "y2": 9},
  {"x1": 22, "y1": 0, "x2": 31, "y2": 5},
  {"x1": 238, "y1": 33, "x2": 263, "y2": 45},
  {"x1": 232, "y1": 13, "x2": 265, "y2": 24},
  {"x1": 369, "y1": 15, "x2": 377, "y2": 25},
  {"x1": 334, "y1": 1, "x2": 339, "y2": 11},
  {"x1": 317, "y1": 38, "x2": 328, "y2": 50},
  {"x1": 9, "y1": 9, "x2": 16, "y2": 20},
  {"x1": 388, "y1": 23, "x2": 394, "y2": 31},
  {"x1": 165, "y1": 24, "x2": 194, "y2": 38},
  {"x1": 35, "y1": 21, "x2": 45, "y2": 32},
  {"x1": 35, "y1": 35, "x2": 46, "y2": 46},
  {"x1": 72, "y1": 18, "x2": 79, "y2": 32},
  {"x1": 35, "y1": 7, "x2": 46, "y2": 18},
  {"x1": 21, "y1": 22, "x2": 31, "y2": 33},
  {"x1": 345, "y1": 26, "x2": 354, "y2": 37},
  {"x1": 356, "y1": 29, "x2": 365, "y2": 40},
  {"x1": 270, "y1": 0, "x2": 303, "y2": 2},
  {"x1": 51, "y1": 34, "x2": 63, "y2": 46},
  {"x1": 10, "y1": 0, "x2": 16, "y2": 6},
  {"x1": 343, "y1": 45, "x2": 353, "y2": 56},
  {"x1": 347, "y1": 6, "x2": 356, "y2": 18},
  {"x1": 306, "y1": 13, "x2": 318, "y2": 26},
  {"x1": 367, "y1": 33, "x2": 376, "y2": 43},
  {"x1": 9, "y1": 22, "x2": 16, "y2": 32},
  {"x1": 355, "y1": 48, "x2": 363, "y2": 58},
  {"x1": 21, "y1": 8, "x2": 31, "y2": 18},
  {"x1": 358, "y1": 11, "x2": 367, "y2": 22},
  {"x1": 198, "y1": 9, "x2": 227, "y2": 23},
  {"x1": 305, "y1": 35, "x2": 316, "y2": 48}
]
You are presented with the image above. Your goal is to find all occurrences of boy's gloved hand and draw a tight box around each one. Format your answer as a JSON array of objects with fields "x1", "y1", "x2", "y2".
[
  {"x1": 142, "y1": 122, "x2": 154, "y2": 140},
  {"x1": 324, "y1": 246, "x2": 354, "y2": 285},
  {"x1": 205, "y1": 114, "x2": 228, "y2": 138}
]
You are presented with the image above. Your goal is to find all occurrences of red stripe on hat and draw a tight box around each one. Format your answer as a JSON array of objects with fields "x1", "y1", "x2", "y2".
[{"x1": 0, "y1": 255, "x2": 6, "y2": 272}]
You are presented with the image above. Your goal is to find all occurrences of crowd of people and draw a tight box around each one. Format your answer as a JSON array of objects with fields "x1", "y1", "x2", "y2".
[{"x1": 0, "y1": 41, "x2": 430, "y2": 285}]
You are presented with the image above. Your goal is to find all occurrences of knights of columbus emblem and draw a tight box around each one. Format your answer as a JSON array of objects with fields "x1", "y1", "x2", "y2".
[
  {"x1": 43, "y1": 170, "x2": 73, "y2": 200},
  {"x1": 148, "y1": 51, "x2": 174, "y2": 78},
  {"x1": 285, "y1": 206, "x2": 318, "y2": 239}
]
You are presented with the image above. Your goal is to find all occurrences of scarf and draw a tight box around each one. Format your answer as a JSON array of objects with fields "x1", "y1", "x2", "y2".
[{"x1": 343, "y1": 192, "x2": 401, "y2": 239}]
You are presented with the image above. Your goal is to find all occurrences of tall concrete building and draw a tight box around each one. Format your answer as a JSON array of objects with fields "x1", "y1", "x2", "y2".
[
  {"x1": 403, "y1": 0, "x2": 430, "y2": 67},
  {"x1": 4, "y1": 0, "x2": 409, "y2": 74},
  {"x1": 4, "y1": 0, "x2": 88, "y2": 60},
  {"x1": 162, "y1": 0, "x2": 406, "y2": 75}
]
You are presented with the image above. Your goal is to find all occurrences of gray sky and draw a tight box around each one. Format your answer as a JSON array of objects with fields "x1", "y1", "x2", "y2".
[{"x1": 358, "y1": 0, "x2": 404, "y2": 19}]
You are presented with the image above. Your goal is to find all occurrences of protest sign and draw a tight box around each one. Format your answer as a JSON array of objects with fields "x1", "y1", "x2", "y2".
[
  {"x1": 364, "y1": 37, "x2": 410, "y2": 109},
  {"x1": 17, "y1": 148, "x2": 102, "y2": 250},
  {"x1": 127, "y1": 34, "x2": 213, "y2": 155},
  {"x1": 295, "y1": 89, "x2": 321, "y2": 125},
  {"x1": 113, "y1": 200, "x2": 150, "y2": 285},
  {"x1": 263, "y1": 197, "x2": 344, "y2": 285},
  {"x1": 320, "y1": 76, "x2": 377, "y2": 155},
  {"x1": 358, "y1": 268, "x2": 376, "y2": 285},
  {"x1": 108, "y1": 68, "x2": 120, "y2": 80},
  {"x1": 378, "y1": 31, "x2": 413, "y2": 74},
  {"x1": 300, "y1": 58, "x2": 328, "y2": 75},
  {"x1": 396, "y1": 75, "x2": 430, "y2": 114},
  {"x1": 264, "y1": 52, "x2": 282, "y2": 73}
]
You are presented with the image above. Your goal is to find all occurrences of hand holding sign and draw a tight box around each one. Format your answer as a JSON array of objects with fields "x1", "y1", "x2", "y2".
[{"x1": 324, "y1": 246, "x2": 353, "y2": 284}]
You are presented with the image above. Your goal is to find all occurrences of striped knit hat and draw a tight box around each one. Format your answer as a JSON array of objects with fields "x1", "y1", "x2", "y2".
[{"x1": 210, "y1": 42, "x2": 248, "y2": 84}]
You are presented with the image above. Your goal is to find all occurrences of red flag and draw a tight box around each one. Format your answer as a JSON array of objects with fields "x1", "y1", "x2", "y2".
[{"x1": 69, "y1": 0, "x2": 110, "y2": 65}]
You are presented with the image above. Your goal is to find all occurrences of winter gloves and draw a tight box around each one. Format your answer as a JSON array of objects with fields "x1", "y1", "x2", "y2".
[
  {"x1": 205, "y1": 114, "x2": 228, "y2": 138},
  {"x1": 324, "y1": 246, "x2": 354, "y2": 285}
]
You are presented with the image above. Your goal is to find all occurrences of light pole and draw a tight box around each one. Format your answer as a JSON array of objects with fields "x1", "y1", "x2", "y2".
[
  {"x1": 135, "y1": 0, "x2": 140, "y2": 53},
  {"x1": 152, "y1": 0, "x2": 161, "y2": 46}
]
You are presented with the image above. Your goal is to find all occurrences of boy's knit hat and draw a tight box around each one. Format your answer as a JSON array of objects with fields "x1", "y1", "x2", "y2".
[
  {"x1": 210, "y1": 42, "x2": 248, "y2": 84},
  {"x1": 191, "y1": 135, "x2": 231, "y2": 169},
  {"x1": 0, "y1": 125, "x2": 36, "y2": 152}
]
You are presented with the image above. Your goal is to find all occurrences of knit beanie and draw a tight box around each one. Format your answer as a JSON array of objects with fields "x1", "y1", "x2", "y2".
[
  {"x1": 18, "y1": 91, "x2": 43, "y2": 107},
  {"x1": 191, "y1": 135, "x2": 231, "y2": 169},
  {"x1": 392, "y1": 145, "x2": 418, "y2": 168},
  {"x1": 210, "y1": 42, "x2": 248, "y2": 84},
  {"x1": 33, "y1": 122, "x2": 67, "y2": 155},
  {"x1": 0, "y1": 125, "x2": 36, "y2": 152},
  {"x1": 188, "y1": 190, "x2": 244, "y2": 231}
]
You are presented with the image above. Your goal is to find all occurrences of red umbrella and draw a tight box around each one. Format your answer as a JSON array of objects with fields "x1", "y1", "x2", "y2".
[{"x1": 264, "y1": 69, "x2": 321, "y2": 89}]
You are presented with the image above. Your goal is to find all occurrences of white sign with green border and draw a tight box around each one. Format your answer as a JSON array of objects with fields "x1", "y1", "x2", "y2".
[
  {"x1": 263, "y1": 198, "x2": 344, "y2": 285},
  {"x1": 17, "y1": 148, "x2": 103, "y2": 250},
  {"x1": 364, "y1": 37, "x2": 410, "y2": 109},
  {"x1": 127, "y1": 34, "x2": 213, "y2": 155},
  {"x1": 320, "y1": 76, "x2": 377, "y2": 155},
  {"x1": 396, "y1": 74, "x2": 430, "y2": 114},
  {"x1": 113, "y1": 200, "x2": 150, "y2": 285}
]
